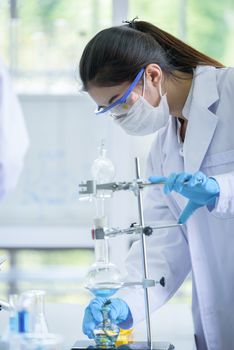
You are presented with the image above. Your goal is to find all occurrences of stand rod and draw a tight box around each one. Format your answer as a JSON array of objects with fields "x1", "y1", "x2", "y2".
[{"x1": 135, "y1": 157, "x2": 152, "y2": 350}]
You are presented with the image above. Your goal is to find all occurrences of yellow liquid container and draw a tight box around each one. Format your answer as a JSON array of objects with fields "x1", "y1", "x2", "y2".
[{"x1": 115, "y1": 328, "x2": 134, "y2": 346}]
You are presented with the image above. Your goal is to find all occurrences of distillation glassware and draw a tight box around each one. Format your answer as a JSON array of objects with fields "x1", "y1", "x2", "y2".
[
  {"x1": 84, "y1": 217, "x2": 124, "y2": 298},
  {"x1": 83, "y1": 141, "x2": 123, "y2": 298},
  {"x1": 92, "y1": 139, "x2": 115, "y2": 217},
  {"x1": 93, "y1": 300, "x2": 120, "y2": 348},
  {"x1": 79, "y1": 140, "x2": 116, "y2": 211},
  {"x1": 78, "y1": 156, "x2": 179, "y2": 350},
  {"x1": 91, "y1": 139, "x2": 115, "y2": 185}
]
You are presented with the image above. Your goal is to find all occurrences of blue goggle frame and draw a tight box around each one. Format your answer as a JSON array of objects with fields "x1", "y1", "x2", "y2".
[{"x1": 95, "y1": 68, "x2": 145, "y2": 115}]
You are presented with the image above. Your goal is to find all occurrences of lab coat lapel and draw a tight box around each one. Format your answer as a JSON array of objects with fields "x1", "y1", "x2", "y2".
[
  {"x1": 162, "y1": 117, "x2": 184, "y2": 175},
  {"x1": 183, "y1": 104, "x2": 218, "y2": 172},
  {"x1": 162, "y1": 118, "x2": 187, "y2": 211},
  {"x1": 183, "y1": 67, "x2": 219, "y2": 173}
]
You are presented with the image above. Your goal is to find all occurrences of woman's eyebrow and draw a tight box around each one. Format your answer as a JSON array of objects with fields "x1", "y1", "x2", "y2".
[{"x1": 108, "y1": 94, "x2": 120, "y2": 105}]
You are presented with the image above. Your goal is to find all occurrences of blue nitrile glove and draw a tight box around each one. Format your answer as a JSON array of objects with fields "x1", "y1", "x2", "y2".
[
  {"x1": 149, "y1": 171, "x2": 220, "y2": 224},
  {"x1": 82, "y1": 297, "x2": 133, "y2": 339}
]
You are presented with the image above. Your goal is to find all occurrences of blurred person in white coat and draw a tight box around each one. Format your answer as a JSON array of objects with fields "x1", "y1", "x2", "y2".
[
  {"x1": 0, "y1": 58, "x2": 29, "y2": 198},
  {"x1": 79, "y1": 20, "x2": 234, "y2": 350}
]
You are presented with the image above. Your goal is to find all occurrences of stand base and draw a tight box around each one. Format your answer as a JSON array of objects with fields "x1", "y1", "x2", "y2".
[{"x1": 71, "y1": 341, "x2": 174, "y2": 350}]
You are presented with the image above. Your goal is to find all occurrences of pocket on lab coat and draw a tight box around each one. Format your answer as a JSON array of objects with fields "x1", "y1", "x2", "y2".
[{"x1": 200, "y1": 149, "x2": 234, "y2": 176}]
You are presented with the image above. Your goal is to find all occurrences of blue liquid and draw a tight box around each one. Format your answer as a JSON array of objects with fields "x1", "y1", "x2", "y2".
[
  {"x1": 18, "y1": 310, "x2": 29, "y2": 333},
  {"x1": 9, "y1": 315, "x2": 18, "y2": 333},
  {"x1": 90, "y1": 288, "x2": 119, "y2": 297}
]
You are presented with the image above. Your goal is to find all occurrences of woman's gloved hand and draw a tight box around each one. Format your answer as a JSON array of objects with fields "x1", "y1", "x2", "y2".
[
  {"x1": 82, "y1": 297, "x2": 133, "y2": 339},
  {"x1": 149, "y1": 171, "x2": 220, "y2": 224}
]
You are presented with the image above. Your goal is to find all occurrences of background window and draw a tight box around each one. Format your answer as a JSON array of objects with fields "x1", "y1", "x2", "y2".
[
  {"x1": 0, "y1": 0, "x2": 112, "y2": 93},
  {"x1": 129, "y1": 0, "x2": 234, "y2": 65},
  {"x1": 0, "y1": 249, "x2": 94, "y2": 303}
]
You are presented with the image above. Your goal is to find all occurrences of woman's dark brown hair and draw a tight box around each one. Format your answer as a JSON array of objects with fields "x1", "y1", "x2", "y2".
[{"x1": 79, "y1": 20, "x2": 224, "y2": 91}]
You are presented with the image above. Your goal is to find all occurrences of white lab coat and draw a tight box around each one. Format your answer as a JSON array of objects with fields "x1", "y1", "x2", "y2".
[
  {"x1": 121, "y1": 65, "x2": 234, "y2": 350},
  {"x1": 0, "y1": 59, "x2": 29, "y2": 198}
]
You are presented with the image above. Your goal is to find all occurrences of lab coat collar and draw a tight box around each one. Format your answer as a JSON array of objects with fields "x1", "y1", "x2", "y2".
[{"x1": 183, "y1": 66, "x2": 219, "y2": 172}]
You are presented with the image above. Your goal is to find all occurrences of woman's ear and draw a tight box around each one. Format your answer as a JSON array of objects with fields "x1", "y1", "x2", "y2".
[{"x1": 145, "y1": 64, "x2": 162, "y2": 87}]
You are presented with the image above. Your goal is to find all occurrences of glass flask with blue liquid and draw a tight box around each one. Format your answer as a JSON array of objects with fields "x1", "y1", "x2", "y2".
[
  {"x1": 84, "y1": 216, "x2": 124, "y2": 299},
  {"x1": 18, "y1": 289, "x2": 49, "y2": 335}
]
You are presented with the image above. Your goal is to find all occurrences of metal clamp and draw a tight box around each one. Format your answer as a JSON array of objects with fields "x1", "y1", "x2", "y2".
[
  {"x1": 0, "y1": 300, "x2": 11, "y2": 311},
  {"x1": 78, "y1": 179, "x2": 160, "y2": 197},
  {"x1": 122, "y1": 277, "x2": 165, "y2": 289}
]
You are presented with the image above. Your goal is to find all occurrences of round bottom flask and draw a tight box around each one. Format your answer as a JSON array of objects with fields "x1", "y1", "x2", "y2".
[
  {"x1": 85, "y1": 261, "x2": 123, "y2": 298},
  {"x1": 84, "y1": 232, "x2": 123, "y2": 298}
]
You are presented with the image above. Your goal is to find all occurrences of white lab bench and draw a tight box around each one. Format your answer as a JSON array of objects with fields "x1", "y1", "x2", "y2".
[{"x1": 0, "y1": 302, "x2": 195, "y2": 349}]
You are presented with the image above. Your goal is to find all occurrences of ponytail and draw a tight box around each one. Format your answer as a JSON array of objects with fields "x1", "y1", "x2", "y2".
[
  {"x1": 131, "y1": 21, "x2": 224, "y2": 71},
  {"x1": 79, "y1": 19, "x2": 224, "y2": 90}
]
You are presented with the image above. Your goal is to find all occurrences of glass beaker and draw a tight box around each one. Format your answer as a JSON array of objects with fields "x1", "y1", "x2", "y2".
[
  {"x1": 18, "y1": 290, "x2": 49, "y2": 334},
  {"x1": 93, "y1": 300, "x2": 120, "y2": 348}
]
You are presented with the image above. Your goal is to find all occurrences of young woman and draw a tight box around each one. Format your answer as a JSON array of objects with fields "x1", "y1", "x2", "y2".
[{"x1": 79, "y1": 20, "x2": 234, "y2": 350}]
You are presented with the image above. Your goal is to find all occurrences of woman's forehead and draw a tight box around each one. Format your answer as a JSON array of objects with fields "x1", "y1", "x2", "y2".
[{"x1": 88, "y1": 82, "x2": 129, "y2": 106}]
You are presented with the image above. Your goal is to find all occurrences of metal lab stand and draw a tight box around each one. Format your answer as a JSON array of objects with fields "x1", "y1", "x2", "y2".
[{"x1": 76, "y1": 157, "x2": 180, "y2": 350}]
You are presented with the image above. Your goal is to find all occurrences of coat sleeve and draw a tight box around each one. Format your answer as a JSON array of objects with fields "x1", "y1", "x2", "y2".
[
  {"x1": 211, "y1": 172, "x2": 234, "y2": 218},
  {"x1": 0, "y1": 60, "x2": 29, "y2": 198},
  {"x1": 118, "y1": 146, "x2": 191, "y2": 325}
]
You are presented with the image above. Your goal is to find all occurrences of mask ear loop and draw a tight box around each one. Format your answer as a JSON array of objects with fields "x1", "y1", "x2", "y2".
[
  {"x1": 142, "y1": 73, "x2": 146, "y2": 98},
  {"x1": 143, "y1": 72, "x2": 164, "y2": 99},
  {"x1": 159, "y1": 72, "x2": 165, "y2": 98},
  {"x1": 159, "y1": 83, "x2": 163, "y2": 98}
]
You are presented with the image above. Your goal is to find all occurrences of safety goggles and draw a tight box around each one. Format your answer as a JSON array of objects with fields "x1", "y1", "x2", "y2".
[{"x1": 95, "y1": 68, "x2": 145, "y2": 116}]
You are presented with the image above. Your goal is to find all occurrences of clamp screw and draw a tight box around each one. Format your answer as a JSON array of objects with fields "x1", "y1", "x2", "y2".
[
  {"x1": 143, "y1": 226, "x2": 153, "y2": 236},
  {"x1": 160, "y1": 277, "x2": 165, "y2": 287}
]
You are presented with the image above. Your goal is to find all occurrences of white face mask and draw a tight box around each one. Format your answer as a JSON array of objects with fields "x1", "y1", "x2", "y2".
[{"x1": 113, "y1": 76, "x2": 170, "y2": 136}]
